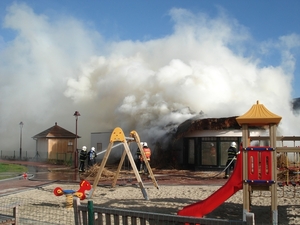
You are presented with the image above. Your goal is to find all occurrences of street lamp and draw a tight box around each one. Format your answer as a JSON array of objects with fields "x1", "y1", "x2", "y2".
[
  {"x1": 74, "y1": 111, "x2": 81, "y2": 169},
  {"x1": 19, "y1": 121, "x2": 23, "y2": 160}
]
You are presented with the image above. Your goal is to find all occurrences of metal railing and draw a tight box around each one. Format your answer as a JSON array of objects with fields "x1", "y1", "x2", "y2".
[{"x1": 73, "y1": 198, "x2": 254, "y2": 225}]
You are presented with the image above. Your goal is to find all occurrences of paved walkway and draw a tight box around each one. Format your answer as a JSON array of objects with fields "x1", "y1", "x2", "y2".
[
  {"x1": 0, "y1": 159, "x2": 227, "y2": 196},
  {"x1": 0, "y1": 159, "x2": 73, "y2": 196}
]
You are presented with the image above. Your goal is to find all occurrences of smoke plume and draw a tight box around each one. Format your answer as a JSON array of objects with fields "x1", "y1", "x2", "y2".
[{"x1": 0, "y1": 3, "x2": 300, "y2": 156}]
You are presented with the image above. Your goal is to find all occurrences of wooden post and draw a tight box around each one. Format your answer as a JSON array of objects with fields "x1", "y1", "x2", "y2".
[
  {"x1": 246, "y1": 212, "x2": 255, "y2": 225},
  {"x1": 242, "y1": 124, "x2": 250, "y2": 221},
  {"x1": 88, "y1": 142, "x2": 114, "y2": 198},
  {"x1": 123, "y1": 138, "x2": 149, "y2": 200},
  {"x1": 112, "y1": 147, "x2": 128, "y2": 188},
  {"x1": 88, "y1": 201, "x2": 94, "y2": 225},
  {"x1": 13, "y1": 204, "x2": 18, "y2": 225},
  {"x1": 131, "y1": 131, "x2": 159, "y2": 189},
  {"x1": 73, "y1": 197, "x2": 81, "y2": 225},
  {"x1": 270, "y1": 124, "x2": 278, "y2": 225}
]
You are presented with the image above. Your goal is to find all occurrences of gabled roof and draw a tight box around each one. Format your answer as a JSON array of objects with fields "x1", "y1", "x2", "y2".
[
  {"x1": 236, "y1": 101, "x2": 282, "y2": 126},
  {"x1": 32, "y1": 122, "x2": 80, "y2": 139}
]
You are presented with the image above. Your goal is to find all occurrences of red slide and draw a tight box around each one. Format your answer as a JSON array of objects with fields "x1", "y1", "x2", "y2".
[{"x1": 177, "y1": 150, "x2": 243, "y2": 218}]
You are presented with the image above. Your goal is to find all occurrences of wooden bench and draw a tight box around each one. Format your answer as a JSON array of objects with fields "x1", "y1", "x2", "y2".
[{"x1": 0, "y1": 203, "x2": 19, "y2": 225}]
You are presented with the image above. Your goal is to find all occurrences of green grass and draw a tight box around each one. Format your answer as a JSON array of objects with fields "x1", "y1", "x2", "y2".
[
  {"x1": 0, "y1": 163, "x2": 28, "y2": 173},
  {"x1": 0, "y1": 175, "x2": 12, "y2": 179}
]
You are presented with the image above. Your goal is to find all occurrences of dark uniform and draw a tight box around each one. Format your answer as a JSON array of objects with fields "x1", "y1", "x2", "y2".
[
  {"x1": 224, "y1": 142, "x2": 238, "y2": 178},
  {"x1": 136, "y1": 146, "x2": 142, "y2": 171},
  {"x1": 88, "y1": 147, "x2": 97, "y2": 167}
]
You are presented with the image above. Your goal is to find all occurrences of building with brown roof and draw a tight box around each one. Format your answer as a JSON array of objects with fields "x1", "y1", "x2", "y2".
[
  {"x1": 175, "y1": 101, "x2": 287, "y2": 170},
  {"x1": 32, "y1": 122, "x2": 79, "y2": 164}
]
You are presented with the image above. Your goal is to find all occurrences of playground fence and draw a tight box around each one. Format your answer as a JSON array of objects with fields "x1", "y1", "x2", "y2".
[
  {"x1": 73, "y1": 198, "x2": 254, "y2": 225},
  {"x1": 0, "y1": 196, "x2": 254, "y2": 225},
  {"x1": 0, "y1": 196, "x2": 75, "y2": 225}
]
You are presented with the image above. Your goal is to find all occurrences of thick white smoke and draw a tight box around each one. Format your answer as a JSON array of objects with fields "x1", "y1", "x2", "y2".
[{"x1": 0, "y1": 3, "x2": 300, "y2": 156}]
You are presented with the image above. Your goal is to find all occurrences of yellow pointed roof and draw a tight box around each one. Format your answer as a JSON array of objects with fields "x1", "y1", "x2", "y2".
[{"x1": 236, "y1": 101, "x2": 282, "y2": 125}]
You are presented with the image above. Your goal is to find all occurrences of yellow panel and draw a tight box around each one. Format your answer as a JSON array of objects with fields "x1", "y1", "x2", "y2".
[
  {"x1": 110, "y1": 127, "x2": 126, "y2": 142},
  {"x1": 130, "y1": 130, "x2": 141, "y2": 143}
]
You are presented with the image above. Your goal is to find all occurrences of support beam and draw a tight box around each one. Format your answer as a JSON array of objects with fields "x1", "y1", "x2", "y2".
[{"x1": 242, "y1": 124, "x2": 250, "y2": 221}]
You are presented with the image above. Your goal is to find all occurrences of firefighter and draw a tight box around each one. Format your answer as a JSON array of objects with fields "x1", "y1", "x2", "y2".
[
  {"x1": 139, "y1": 142, "x2": 151, "y2": 174},
  {"x1": 224, "y1": 142, "x2": 238, "y2": 178},
  {"x1": 135, "y1": 143, "x2": 142, "y2": 172},
  {"x1": 79, "y1": 146, "x2": 88, "y2": 172},
  {"x1": 88, "y1": 147, "x2": 97, "y2": 167}
]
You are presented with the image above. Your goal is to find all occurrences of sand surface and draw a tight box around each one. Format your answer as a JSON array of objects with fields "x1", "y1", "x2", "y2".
[{"x1": 2, "y1": 182, "x2": 300, "y2": 225}]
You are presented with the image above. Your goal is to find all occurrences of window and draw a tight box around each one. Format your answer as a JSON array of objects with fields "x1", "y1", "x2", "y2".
[
  {"x1": 97, "y1": 143, "x2": 102, "y2": 152},
  {"x1": 188, "y1": 139, "x2": 195, "y2": 164},
  {"x1": 67, "y1": 140, "x2": 73, "y2": 153},
  {"x1": 183, "y1": 136, "x2": 240, "y2": 168},
  {"x1": 201, "y1": 138, "x2": 217, "y2": 165},
  {"x1": 220, "y1": 142, "x2": 230, "y2": 166},
  {"x1": 220, "y1": 138, "x2": 239, "y2": 166}
]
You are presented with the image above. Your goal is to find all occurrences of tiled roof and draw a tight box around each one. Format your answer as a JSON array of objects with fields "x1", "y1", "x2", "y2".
[
  {"x1": 236, "y1": 101, "x2": 282, "y2": 125},
  {"x1": 32, "y1": 122, "x2": 80, "y2": 139}
]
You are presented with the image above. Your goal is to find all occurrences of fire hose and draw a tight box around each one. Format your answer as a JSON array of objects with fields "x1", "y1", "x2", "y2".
[{"x1": 210, "y1": 157, "x2": 236, "y2": 178}]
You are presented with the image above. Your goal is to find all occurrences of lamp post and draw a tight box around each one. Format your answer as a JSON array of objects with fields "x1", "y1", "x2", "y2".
[
  {"x1": 19, "y1": 121, "x2": 23, "y2": 160},
  {"x1": 74, "y1": 111, "x2": 81, "y2": 169}
]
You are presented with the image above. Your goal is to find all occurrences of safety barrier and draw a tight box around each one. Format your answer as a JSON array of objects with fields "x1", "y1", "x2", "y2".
[
  {"x1": 73, "y1": 198, "x2": 255, "y2": 225},
  {"x1": 277, "y1": 181, "x2": 300, "y2": 198},
  {"x1": 0, "y1": 203, "x2": 18, "y2": 225}
]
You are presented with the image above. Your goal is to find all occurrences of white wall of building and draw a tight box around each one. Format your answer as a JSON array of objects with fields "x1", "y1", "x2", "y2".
[{"x1": 184, "y1": 129, "x2": 269, "y2": 138}]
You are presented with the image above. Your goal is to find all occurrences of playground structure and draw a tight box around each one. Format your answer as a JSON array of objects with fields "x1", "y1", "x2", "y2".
[
  {"x1": 53, "y1": 180, "x2": 91, "y2": 208},
  {"x1": 88, "y1": 127, "x2": 159, "y2": 200},
  {"x1": 248, "y1": 136, "x2": 300, "y2": 199},
  {"x1": 178, "y1": 101, "x2": 300, "y2": 225},
  {"x1": 277, "y1": 137, "x2": 300, "y2": 184}
]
